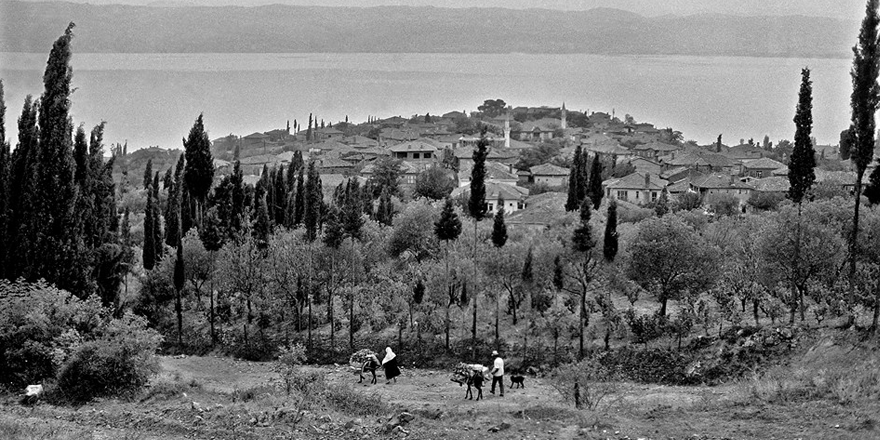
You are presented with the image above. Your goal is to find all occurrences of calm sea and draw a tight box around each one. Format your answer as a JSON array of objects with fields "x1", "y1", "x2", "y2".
[{"x1": 0, "y1": 52, "x2": 852, "y2": 151}]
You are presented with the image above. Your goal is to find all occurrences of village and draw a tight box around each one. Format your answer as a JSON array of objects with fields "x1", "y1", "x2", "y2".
[{"x1": 167, "y1": 99, "x2": 874, "y2": 227}]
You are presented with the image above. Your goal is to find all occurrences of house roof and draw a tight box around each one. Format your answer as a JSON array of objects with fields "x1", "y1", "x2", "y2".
[
  {"x1": 602, "y1": 172, "x2": 668, "y2": 191},
  {"x1": 342, "y1": 135, "x2": 379, "y2": 146},
  {"x1": 459, "y1": 161, "x2": 519, "y2": 182},
  {"x1": 751, "y1": 176, "x2": 790, "y2": 193},
  {"x1": 388, "y1": 140, "x2": 439, "y2": 153},
  {"x1": 660, "y1": 166, "x2": 690, "y2": 180},
  {"x1": 690, "y1": 173, "x2": 753, "y2": 189},
  {"x1": 633, "y1": 142, "x2": 679, "y2": 152},
  {"x1": 584, "y1": 142, "x2": 631, "y2": 156},
  {"x1": 530, "y1": 163, "x2": 570, "y2": 176},
  {"x1": 661, "y1": 151, "x2": 733, "y2": 168},
  {"x1": 507, "y1": 139, "x2": 535, "y2": 150},
  {"x1": 319, "y1": 157, "x2": 354, "y2": 169},
  {"x1": 518, "y1": 118, "x2": 562, "y2": 132},
  {"x1": 507, "y1": 192, "x2": 567, "y2": 226},
  {"x1": 742, "y1": 157, "x2": 786, "y2": 170},
  {"x1": 451, "y1": 182, "x2": 529, "y2": 201},
  {"x1": 454, "y1": 147, "x2": 518, "y2": 160},
  {"x1": 725, "y1": 143, "x2": 766, "y2": 158}
]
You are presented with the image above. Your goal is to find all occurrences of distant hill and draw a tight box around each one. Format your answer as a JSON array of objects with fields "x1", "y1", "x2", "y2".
[{"x1": 0, "y1": 1, "x2": 856, "y2": 58}]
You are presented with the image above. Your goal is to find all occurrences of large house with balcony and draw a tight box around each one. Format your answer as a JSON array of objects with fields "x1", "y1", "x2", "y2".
[{"x1": 388, "y1": 141, "x2": 438, "y2": 164}]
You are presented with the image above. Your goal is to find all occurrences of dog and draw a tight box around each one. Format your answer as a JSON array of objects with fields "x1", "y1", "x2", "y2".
[{"x1": 510, "y1": 374, "x2": 525, "y2": 389}]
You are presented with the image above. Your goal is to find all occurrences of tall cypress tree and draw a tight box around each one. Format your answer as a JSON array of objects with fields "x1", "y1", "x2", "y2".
[
  {"x1": 152, "y1": 172, "x2": 164, "y2": 262},
  {"x1": 435, "y1": 196, "x2": 462, "y2": 349},
  {"x1": 342, "y1": 178, "x2": 364, "y2": 240},
  {"x1": 0, "y1": 80, "x2": 9, "y2": 279},
  {"x1": 32, "y1": 22, "x2": 89, "y2": 294},
  {"x1": 253, "y1": 195, "x2": 271, "y2": 250},
  {"x1": 183, "y1": 113, "x2": 214, "y2": 224},
  {"x1": 587, "y1": 153, "x2": 604, "y2": 210},
  {"x1": 231, "y1": 160, "x2": 244, "y2": 233},
  {"x1": 303, "y1": 161, "x2": 321, "y2": 242},
  {"x1": 491, "y1": 203, "x2": 508, "y2": 248},
  {"x1": 789, "y1": 68, "x2": 816, "y2": 204},
  {"x1": 143, "y1": 181, "x2": 156, "y2": 270},
  {"x1": 274, "y1": 163, "x2": 287, "y2": 226},
  {"x1": 143, "y1": 158, "x2": 153, "y2": 189},
  {"x1": 571, "y1": 199, "x2": 596, "y2": 359},
  {"x1": 467, "y1": 127, "x2": 489, "y2": 360},
  {"x1": 376, "y1": 188, "x2": 394, "y2": 226},
  {"x1": 603, "y1": 199, "x2": 619, "y2": 262},
  {"x1": 173, "y1": 237, "x2": 185, "y2": 347},
  {"x1": 165, "y1": 154, "x2": 184, "y2": 247},
  {"x1": 576, "y1": 147, "x2": 589, "y2": 206},
  {"x1": 7, "y1": 96, "x2": 39, "y2": 280},
  {"x1": 847, "y1": 0, "x2": 880, "y2": 316},
  {"x1": 565, "y1": 145, "x2": 583, "y2": 211},
  {"x1": 293, "y1": 165, "x2": 305, "y2": 227}
]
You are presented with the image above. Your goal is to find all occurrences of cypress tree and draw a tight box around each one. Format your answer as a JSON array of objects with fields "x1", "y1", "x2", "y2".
[
  {"x1": 491, "y1": 202, "x2": 508, "y2": 248},
  {"x1": 183, "y1": 113, "x2": 214, "y2": 224},
  {"x1": 435, "y1": 196, "x2": 462, "y2": 349},
  {"x1": 0, "y1": 80, "x2": 8, "y2": 279},
  {"x1": 789, "y1": 68, "x2": 816, "y2": 204},
  {"x1": 467, "y1": 127, "x2": 489, "y2": 360},
  {"x1": 307, "y1": 113, "x2": 313, "y2": 141},
  {"x1": 565, "y1": 145, "x2": 583, "y2": 211},
  {"x1": 587, "y1": 153, "x2": 604, "y2": 210},
  {"x1": 654, "y1": 190, "x2": 669, "y2": 217},
  {"x1": 603, "y1": 199, "x2": 619, "y2": 262},
  {"x1": 361, "y1": 181, "x2": 374, "y2": 218},
  {"x1": 152, "y1": 172, "x2": 164, "y2": 262},
  {"x1": 322, "y1": 206, "x2": 345, "y2": 249},
  {"x1": 253, "y1": 195, "x2": 271, "y2": 250},
  {"x1": 143, "y1": 181, "x2": 156, "y2": 270},
  {"x1": 181, "y1": 185, "x2": 194, "y2": 237},
  {"x1": 377, "y1": 188, "x2": 394, "y2": 226},
  {"x1": 231, "y1": 160, "x2": 244, "y2": 233},
  {"x1": 303, "y1": 161, "x2": 321, "y2": 242},
  {"x1": 553, "y1": 255, "x2": 564, "y2": 291},
  {"x1": 200, "y1": 206, "x2": 224, "y2": 252},
  {"x1": 274, "y1": 163, "x2": 287, "y2": 226},
  {"x1": 866, "y1": 162, "x2": 880, "y2": 204},
  {"x1": 293, "y1": 165, "x2": 305, "y2": 226},
  {"x1": 33, "y1": 22, "x2": 89, "y2": 294},
  {"x1": 7, "y1": 96, "x2": 39, "y2": 280},
  {"x1": 848, "y1": 0, "x2": 880, "y2": 312},
  {"x1": 143, "y1": 159, "x2": 153, "y2": 189},
  {"x1": 435, "y1": 197, "x2": 462, "y2": 243},
  {"x1": 572, "y1": 199, "x2": 594, "y2": 253},
  {"x1": 571, "y1": 198, "x2": 595, "y2": 359},
  {"x1": 165, "y1": 154, "x2": 184, "y2": 247},
  {"x1": 576, "y1": 147, "x2": 589, "y2": 206},
  {"x1": 73, "y1": 125, "x2": 89, "y2": 187},
  {"x1": 163, "y1": 166, "x2": 173, "y2": 190},
  {"x1": 342, "y1": 178, "x2": 364, "y2": 240}
]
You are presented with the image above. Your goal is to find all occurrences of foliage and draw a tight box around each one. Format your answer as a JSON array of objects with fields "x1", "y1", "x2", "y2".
[
  {"x1": 369, "y1": 157, "x2": 402, "y2": 198},
  {"x1": 183, "y1": 113, "x2": 215, "y2": 206},
  {"x1": 747, "y1": 192, "x2": 785, "y2": 211},
  {"x1": 603, "y1": 200, "x2": 619, "y2": 262},
  {"x1": 788, "y1": 68, "x2": 816, "y2": 204},
  {"x1": 387, "y1": 200, "x2": 440, "y2": 262},
  {"x1": 673, "y1": 191, "x2": 702, "y2": 212},
  {"x1": 491, "y1": 205, "x2": 508, "y2": 247},
  {"x1": 587, "y1": 153, "x2": 604, "y2": 210},
  {"x1": 707, "y1": 193, "x2": 740, "y2": 216},
  {"x1": 273, "y1": 342, "x2": 307, "y2": 395},
  {"x1": 414, "y1": 166, "x2": 455, "y2": 200},
  {"x1": 548, "y1": 358, "x2": 619, "y2": 410},
  {"x1": 434, "y1": 197, "x2": 462, "y2": 243},
  {"x1": 477, "y1": 98, "x2": 507, "y2": 118},
  {"x1": 626, "y1": 215, "x2": 719, "y2": 316},
  {"x1": 467, "y1": 127, "x2": 489, "y2": 221}
]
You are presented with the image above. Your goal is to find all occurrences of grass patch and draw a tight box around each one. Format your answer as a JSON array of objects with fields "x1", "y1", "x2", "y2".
[
  {"x1": 0, "y1": 417, "x2": 93, "y2": 440},
  {"x1": 323, "y1": 383, "x2": 388, "y2": 416},
  {"x1": 742, "y1": 358, "x2": 880, "y2": 405},
  {"x1": 141, "y1": 377, "x2": 202, "y2": 402}
]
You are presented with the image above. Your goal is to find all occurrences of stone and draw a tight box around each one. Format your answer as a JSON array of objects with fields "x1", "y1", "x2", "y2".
[
  {"x1": 392, "y1": 425, "x2": 410, "y2": 437},
  {"x1": 190, "y1": 401, "x2": 202, "y2": 412},
  {"x1": 318, "y1": 414, "x2": 332, "y2": 423},
  {"x1": 25, "y1": 385, "x2": 43, "y2": 397},
  {"x1": 397, "y1": 412, "x2": 415, "y2": 424}
]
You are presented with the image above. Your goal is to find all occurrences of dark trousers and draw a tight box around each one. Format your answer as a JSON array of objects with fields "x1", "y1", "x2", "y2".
[{"x1": 490, "y1": 376, "x2": 504, "y2": 396}]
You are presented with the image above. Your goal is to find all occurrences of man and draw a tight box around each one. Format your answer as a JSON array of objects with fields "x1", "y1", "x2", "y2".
[{"x1": 489, "y1": 350, "x2": 504, "y2": 397}]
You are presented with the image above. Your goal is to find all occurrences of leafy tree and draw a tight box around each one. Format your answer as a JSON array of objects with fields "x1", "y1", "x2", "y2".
[
  {"x1": 748, "y1": 192, "x2": 785, "y2": 211},
  {"x1": 477, "y1": 98, "x2": 507, "y2": 118},
  {"x1": 707, "y1": 193, "x2": 740, "y2": 216},
  {"x1": 866, "y1": 164, "x2": 880, "y2": 204},
  {"x1": 388, "y1": 201, "x2": 439, "y2": 262},
  {"x1": 414, "y1": 166, "x2": 455, "y2": 200},
  {"x1": 789, "y1": 67, "x2": 816, "y2": 205},
  {"x1": 674, "y1": 191, "x2": 702, "y2": 212},
  {"x1": 847, "y1": 0, "x2": 880, "y2": 316},
  {"x1": 322, "y1": 205, "x2": 345, "y2": 250},
  {"x1": 587, "y1": 153, "x2": 604, "y2": 210},
  {"x1": 183, "y1": 114, "x2": 214, "y2": 224},
  {"x1": 654, "y1": 190, "x2": 669, "y2": 217},
  {"x1": 516, "y1": 143, "x2": 561, "y2": 171},
  {"x1": 369, "y1": 157, "x2": 402, "y2": 198},
  {"x1": 627, "y1": 215, "x2": 719, "y2": 316},
  {"x1": 173, "y1": 237, "x2": 185, "y2": 347},
  {"x1": 603, "y1": 199, "x2": 619, "y2": 262}
]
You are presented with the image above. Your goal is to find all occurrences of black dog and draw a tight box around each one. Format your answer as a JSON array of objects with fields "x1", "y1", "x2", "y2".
[{"x1": 510, "y1": 374, "x2": 525, "y2": 389}]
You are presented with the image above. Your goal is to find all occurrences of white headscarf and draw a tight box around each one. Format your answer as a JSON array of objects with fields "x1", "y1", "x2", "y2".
[{"x1": 382, "y1": 346, "x2": 396, "y2": 364}]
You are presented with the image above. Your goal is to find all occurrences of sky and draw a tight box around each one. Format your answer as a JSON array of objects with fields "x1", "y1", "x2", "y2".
[{"x1": 15, "y1": 0, "x2": 867, "y2": 21}]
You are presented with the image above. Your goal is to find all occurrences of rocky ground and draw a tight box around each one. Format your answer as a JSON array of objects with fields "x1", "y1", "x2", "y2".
[{"x1": 2, "y1": 339, "x2": 879, "y2": 440}]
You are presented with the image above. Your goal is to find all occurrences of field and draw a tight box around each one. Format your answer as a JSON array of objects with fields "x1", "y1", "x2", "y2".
[{"x1": 3, "y1": 329, "x2": 880, "y2": 440}]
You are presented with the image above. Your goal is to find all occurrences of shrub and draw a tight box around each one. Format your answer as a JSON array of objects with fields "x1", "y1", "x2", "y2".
[
  {"x1": 707, "y1": 193, "x2": 741, "y2": 216},
  {"x1": 673, "y1": 191, "x2": 702, "y2": 211},
  {"x1": 548, "y1": 358, "x2": 619, "y2": 410},
  {"x1": 55, "y1": 313, "x2": 162, "y2": 403},
  {"x1": 323, "y1": 383, "x2": 388, "y2": 416},
  {"x1": 273, "y1": 343, "x2": 308, "y2": 395},
  {"x1": 747, "y1": 192, "x2": 785, "y2": 211}
]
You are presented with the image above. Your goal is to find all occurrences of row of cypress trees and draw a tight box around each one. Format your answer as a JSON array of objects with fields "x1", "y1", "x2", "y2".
[
  {"x1": 0, "y1": 24, "x2": 129, "y2": 307},
  {"x1": 565, "y1": 146, "x2": 604, "y2": 212}
]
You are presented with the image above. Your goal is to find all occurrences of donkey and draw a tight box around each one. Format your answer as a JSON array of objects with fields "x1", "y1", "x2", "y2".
[
  {"x1": 350, "y1": 349, "x2": 381, "y2": 384},
  {"x1": 451, "y1": 363, "x2": 487, "y2": 400}
]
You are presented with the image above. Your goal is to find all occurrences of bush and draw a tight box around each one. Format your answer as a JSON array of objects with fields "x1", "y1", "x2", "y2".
[
  {"x1": 324, "y1": 383, "x2": 388, "y2": 416},
  {"x1": 548, "y1": 358, "x2": 619, "y2": 410},
  {"x1": 55, "y1": 313, "x2": 162, "y2": 403},
  {"x1": 747, "y1": 192, "x2": 785, "y2": 211},
  {"x1": 707, "y1": 193, "x2": 741, "y2": 216},
  {"x1": 673, "y1": 191, "x2": 702, "y2": 211}
]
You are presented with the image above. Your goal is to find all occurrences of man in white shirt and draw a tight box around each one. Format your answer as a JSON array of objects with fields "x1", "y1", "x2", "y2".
[{"x1": 489, "y1": 350, "x2": 504, "y2": 397}]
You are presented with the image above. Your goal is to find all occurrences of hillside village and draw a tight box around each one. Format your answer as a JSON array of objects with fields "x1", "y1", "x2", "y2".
[{"x1": 119, "y1": 100, "x2": 876, "y2": 227}]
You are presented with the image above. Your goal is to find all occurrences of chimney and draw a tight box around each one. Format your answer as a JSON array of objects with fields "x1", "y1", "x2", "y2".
[
  {"x1": 644, "y1": 173, "x2": 650, "y2": 187},
  {"x1": 729, "y1": 174, "x2": 734, "y2": 185}
]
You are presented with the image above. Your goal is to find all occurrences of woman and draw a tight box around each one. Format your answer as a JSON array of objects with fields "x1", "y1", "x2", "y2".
[{"x1": 382, "y1": 346, "x2": 400, "y2": 384}]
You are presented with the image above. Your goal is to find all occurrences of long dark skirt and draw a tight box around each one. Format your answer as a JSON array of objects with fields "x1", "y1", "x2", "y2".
[{"x1": 383, "y1": 358, "x2": 401, "y2": 380}]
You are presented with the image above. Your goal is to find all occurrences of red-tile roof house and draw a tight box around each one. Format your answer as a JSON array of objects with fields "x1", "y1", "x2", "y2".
[
  {"x1": 529, "y1": 163, "x2": 570, "y2": 187},
  {"x1": 741, "y1": 157, "x2": 787, "y2": 178},
  {"x1": 603, "y1": 172, "x2": 668, "y2": 205}
]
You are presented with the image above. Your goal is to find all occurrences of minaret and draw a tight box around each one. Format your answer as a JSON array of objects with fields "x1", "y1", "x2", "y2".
[
  {"x1": 561, "y1": 102, "x2": 567, "y2": 130},
  {"x1": 504, "y1": 113, "x2": 511, "y2": 149}
]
